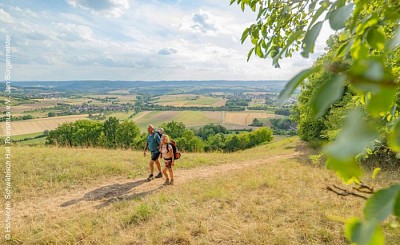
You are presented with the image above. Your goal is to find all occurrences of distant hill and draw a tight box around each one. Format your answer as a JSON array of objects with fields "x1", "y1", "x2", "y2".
[{"x1": 12, "y1": 80, "x2": 288, "y2": 94}]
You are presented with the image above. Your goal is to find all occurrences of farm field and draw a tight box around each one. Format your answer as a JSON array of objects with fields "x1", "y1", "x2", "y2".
[
  {"x1": 0, "y1": 114, "x2": 89, "y2": 136},
  {"x1": 154, "y1": 94, "x2": 226, "y2": 107},
  {"x1": 85, "y1": 94, "x2": 136, "y2": 103},
  {"x1": 131, "y1": 110, "x2": 280, "y2": 130},
  {"x1": 131, "y1": 111, "x2": 222, "y2": 130}
]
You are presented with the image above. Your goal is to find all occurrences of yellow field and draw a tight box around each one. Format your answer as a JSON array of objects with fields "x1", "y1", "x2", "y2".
[
  {"x1": 224, "y1": 111, "x2": 276, "y2": 126},
  {"x1": 154, "y1": 94, "x2": 226, "y2": 107},
  {"x1": 131, "y1": 110, "x2": 278, "y2": 130},
  {"x1": 0, "y1": 115, "x2": 89, "y2": 136}
]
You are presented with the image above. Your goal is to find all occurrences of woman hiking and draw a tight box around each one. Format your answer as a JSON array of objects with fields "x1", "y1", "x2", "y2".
[{"x1": 160, "y1": 134, "x2": 175, "y2": 185}]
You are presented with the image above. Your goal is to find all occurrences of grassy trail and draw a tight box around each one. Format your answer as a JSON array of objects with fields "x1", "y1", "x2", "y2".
[{"x1": 2, "y1": 138, "x2": 399, "y2": 244}]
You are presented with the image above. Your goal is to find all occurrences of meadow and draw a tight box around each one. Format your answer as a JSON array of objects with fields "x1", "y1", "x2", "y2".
[{"x1": 1, "y1": 137, "x2": 399, "y2": 244}]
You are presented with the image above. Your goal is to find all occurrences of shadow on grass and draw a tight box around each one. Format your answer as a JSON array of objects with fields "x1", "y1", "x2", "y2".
[{"x1": 60, "y1": 179, "x2": 163, "y2": 209}]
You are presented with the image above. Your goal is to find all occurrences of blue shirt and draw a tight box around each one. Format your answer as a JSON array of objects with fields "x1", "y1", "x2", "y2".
[{"x1": 147, "y1": 133, "x2": 161, "y2": 152}]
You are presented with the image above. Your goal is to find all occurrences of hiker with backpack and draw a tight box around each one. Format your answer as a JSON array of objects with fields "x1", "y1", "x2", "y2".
[
  {"x1": 160, "y1": 134, "x2": 176, "y2": 185},
  {"x1": 143, "y1": 124, "x2": 163, "y2": 181}
]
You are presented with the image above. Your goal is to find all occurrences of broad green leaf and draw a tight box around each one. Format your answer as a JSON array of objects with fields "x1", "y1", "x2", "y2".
[
  {"x1": 324, "y1": 110, "x2": 378, "y2": 161},
  {"x1": 277, "y1": 68, "x2": 316, "y2": 105},
  {"x1": 388, "y1": 119, "x2": 400, "y2": 152},
  {"x1": 346, "y1": 218, "x2": 384, "y2": 245},
  {"x1": 367, "y1": 87, "x2": 396, "y2": 116},
  {"x1": 241, "y1": 28, "x2": 250, "y2": 44},
  {"x1": 329, "y1": 3, "x2": 355, "y2": 30},
  {"x1": 364, "y1": 185, "x2": 400, "y2": 222},
  {"x1": 351, "y1": 38, "x2": 369, "y2": 60},
  {"x1": 356, "y1": 14, "x2": 379, "y2": 35},
  {"x1": 363, "y1": 60, "x2": 385, "y2": 82},
  {"x1": 394, "y1": 192, "x2": 400, "y2": 217},
  {"x1": 336, "y1": 39, "x2": 353, "y2": 58},
  {"x1": 255, "y1": 44, "x2": 263, "y2": 58},
  {"x1": 310, "y1": 74, "x2": 346, "y2": 118},
  {"x1": 367, "y1": 27, "x2": 386, "y2": 51},
  {"x1": 301, "y1": 21, "x2": 323, "y2": 58},
  {"x1": 326, "y1": 157, "x2": 363, "y2": 183}
]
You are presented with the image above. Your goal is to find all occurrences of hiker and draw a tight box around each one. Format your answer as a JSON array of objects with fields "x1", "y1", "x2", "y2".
[
  {"x1": 160, "y1": 134, "x2": 175, "y2": 185},
  {"x1": 143, "y1": 124, "x2": 163, "y2": 181}
]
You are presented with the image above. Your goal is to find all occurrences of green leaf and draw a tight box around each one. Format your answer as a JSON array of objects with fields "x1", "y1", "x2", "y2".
[
  {"x1": 247, "y1": 47, "x2": 255, "y2": 62},
  {"x1": 326, "y1": 157, "x2": 363, "y2": 183},
  {"x1": 310, "y1": 74, "x2": 346, "y2": 118},
  {"x1": 336, "y1": 39, "x2": 353, "y2": 58},
  {"x1": 367, "y1": 27, "x2": 386, "y2": 51},
  {"x1": 329, "y1": 3, "x2": 355, "y2": 30},
  {"x1": 364, "y1": 184, "x2": 400, "y2": 222},
  {"x1": 371, "y1": 168, "x2": 381, "y2": 180},
  {"x1": 388, "y1": 119, "x2": 400, "y2": 152},
  {"x1": 351, "y1": 38, "x2": 369, "y2": 60},
  {"x1": 394, "y1": 192, "x2": 400, "y2": 217},
  {"x1": 324, "y1": 110, "x2": 378, "y2": 161},
  {"x1": 275, "y1": 29, "x2": 305, "y2": 64},
  {"x1": 346, "y1": 218, "x2": 384, "y2": 245},
  {"x1": 241, "y1": 28, "x2": 250, "y2": 44},
  {"x1": 255, "y1": 44, "x2": 263, "y2": 58},
  {"x1": 367, "y1": 87, "x2": 396, "y2": 116},
  {"x1": 277, "y1": 68, "x2": 316, "y2": 105},
  {"x1": 301, "y1": 21, "x2": 323, "y2": 58}
]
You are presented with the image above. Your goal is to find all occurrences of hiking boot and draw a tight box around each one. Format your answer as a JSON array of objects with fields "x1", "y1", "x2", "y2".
[
  {"x1": 169, "y1": 179, "x2": 174, "y2": 185},
  {"x1": 155, "y1": 172, "x2": 163, "y2": 178},
  {"x1": 163, "y1": 179, "x2": 170, "y2": 186},
  {"x1": 147, "y1": 174, "x2": 154, "y2": 181}
]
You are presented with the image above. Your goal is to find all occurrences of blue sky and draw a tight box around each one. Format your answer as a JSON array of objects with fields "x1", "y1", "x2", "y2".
[{"x1": 0, "y1": 0, "x2": 332, "y2": 81}]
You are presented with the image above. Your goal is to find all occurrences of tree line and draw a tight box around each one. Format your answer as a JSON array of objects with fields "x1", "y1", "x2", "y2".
[{"x1": 46, "y1": 118, "x2": 273, "y2": 152}]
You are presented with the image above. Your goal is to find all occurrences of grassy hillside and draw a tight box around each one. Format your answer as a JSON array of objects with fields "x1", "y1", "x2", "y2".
[{"x1": 2, "y1": 137, "x2": 399, "y2": 244}]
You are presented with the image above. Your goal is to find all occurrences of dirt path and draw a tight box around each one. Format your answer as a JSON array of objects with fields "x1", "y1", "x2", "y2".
[{"x1": 9, "y1": 152, "x2": 301, "y2": 225}]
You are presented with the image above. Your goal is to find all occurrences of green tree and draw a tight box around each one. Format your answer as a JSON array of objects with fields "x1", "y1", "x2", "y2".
[
  {"x1": 104, "y1": 117, "x2": 120, "y2": 148},
  {"x1": 232, "y1": 0, "x2": 400, "y2": 243},
  {"x1": 160, "y1": 121, "x2": 187, "y2": 139},
  {"x1": 116, "y1": 120, "x2": 141, "y2": 149}
]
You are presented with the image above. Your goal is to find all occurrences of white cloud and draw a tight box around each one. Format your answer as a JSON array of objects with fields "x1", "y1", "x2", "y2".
[
  {"x1": 67, "y1": 0, "x2": 130, "y2": 17},
  {"x1": 0, "y1": 8, "x2": 14, "y2": 23},
  {"x1": 158, "y1": 48, "x2": 178, "y2": 55},
  {"x1": 191, "y1": 10, "x2": 217, "y2": 33}
]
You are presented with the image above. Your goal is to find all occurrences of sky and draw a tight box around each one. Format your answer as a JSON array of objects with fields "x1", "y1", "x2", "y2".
[{"x1": 0, "y1": 0, "x2": 333, "y2": 81}]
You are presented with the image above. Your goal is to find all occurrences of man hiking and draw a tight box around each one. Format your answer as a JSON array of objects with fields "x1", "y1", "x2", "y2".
[{"x1": 143, "y1": 124, "x2": 163, "y2": 181}]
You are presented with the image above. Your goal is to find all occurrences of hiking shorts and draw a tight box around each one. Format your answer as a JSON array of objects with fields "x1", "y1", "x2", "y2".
[
  {"x1": 164, "y1": 158, "x2": 174, "y2": 168},
  {"x1": 151, "y1": 151, "x2": 160, "y2": 161}
]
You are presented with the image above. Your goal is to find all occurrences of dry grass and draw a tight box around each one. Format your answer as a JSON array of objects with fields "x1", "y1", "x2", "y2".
[
  {"x1": 2, "y1": 137, "x2": 399, "y2": 244},
  {"x1": 6, "y1": 143, "x2": 400, "y2": 244}
]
